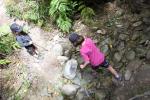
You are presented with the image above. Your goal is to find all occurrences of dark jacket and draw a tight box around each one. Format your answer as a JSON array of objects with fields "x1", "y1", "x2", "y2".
[{"x1": 16, "y1": 34, "x2": 32, "y2": 47}]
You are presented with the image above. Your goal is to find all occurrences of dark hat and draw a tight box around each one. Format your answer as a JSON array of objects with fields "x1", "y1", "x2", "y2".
[
  {"x1": 69, "y1": 33, "x2": 80, "y2": 45},
  {"x1": 10, "y1": 23, "x2": 22, "y2": 33}
]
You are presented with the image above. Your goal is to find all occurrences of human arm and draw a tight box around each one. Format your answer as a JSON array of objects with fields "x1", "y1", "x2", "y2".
[
  {"x1": 80, "y1": 51, "x2": 90, "y2": 69},
  {"x1": 80, "y1": 61, "x2": 90, "y2": 69}
]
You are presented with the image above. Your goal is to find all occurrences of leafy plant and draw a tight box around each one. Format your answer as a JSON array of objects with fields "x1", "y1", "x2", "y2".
[
  {"x1": 22, "y1": 1, "x2": 39, "y2": 21},
  {"x1": 0, "y1": 59, "x2": 11, "y2": 65},
  {"x1": 6, "y1": 0, "x2": 96, "y2": 32},
  {"x1": 6, "y1": 0, "x2": 45, "y2": 24},
  {"x1": 78, "y1": 4, "x2": 95, "y2": 24},
  {"x1": 0, "y1": 24, "x2": 20, "y2": 54},
  {"x1": 49, "y1": 0, "x2": 76, "y2": 33},
  {"x1": 6, "y1": 4, "x2": 22, "y2": 18}
]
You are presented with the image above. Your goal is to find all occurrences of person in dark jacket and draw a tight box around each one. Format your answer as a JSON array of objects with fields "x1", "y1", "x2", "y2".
[{"x1": 10, "y1": 23, "x2": 38, "y2": 56}]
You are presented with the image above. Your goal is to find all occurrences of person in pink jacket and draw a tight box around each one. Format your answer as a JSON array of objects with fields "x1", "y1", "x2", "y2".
[{"x1": 69, "y1": 33, "x2": 121, "y2": 80}]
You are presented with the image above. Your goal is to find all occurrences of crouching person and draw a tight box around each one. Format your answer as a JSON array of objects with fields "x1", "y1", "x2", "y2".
[
  {"x1": 10, "y1": 23, "x2": 38, "y2": 56},
  {"x1": 69, "y1": 33, "x2": 122, "y2": 81}
]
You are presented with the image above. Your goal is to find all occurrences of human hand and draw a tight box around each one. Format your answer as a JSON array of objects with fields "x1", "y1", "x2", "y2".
[
  {"x1": 29, "y1": 41, "x2": 33, "y2": 45},
  {"x1": 80, "y1": 64, "x2": 85, "y2": 69}
]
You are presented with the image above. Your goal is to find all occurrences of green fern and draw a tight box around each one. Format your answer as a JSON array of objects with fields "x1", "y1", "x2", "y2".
[
  {"x1": 77, "y1": 2, "x2": 95, "y2": 24},
  {"x1": 49, "y1": 0, "x2": 76, "y2": 33},
  {"x1": 0, "y1": 24, "x2": 20, "y2": 54},
  {"x1": 56, "y1": 16, "x2": 72, "y2": 33},
  {"x1": 0, "y1": 59, "x2": 11, "y2": 65}
]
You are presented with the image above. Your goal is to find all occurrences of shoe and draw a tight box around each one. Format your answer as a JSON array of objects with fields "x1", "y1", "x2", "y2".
[{"x1": 115, "y1": 75, "x2": 122, "y2": 81}]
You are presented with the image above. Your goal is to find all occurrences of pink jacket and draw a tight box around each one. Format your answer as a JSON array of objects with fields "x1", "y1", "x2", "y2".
[{"x1": 80, "y1": 38, "x2": 105, "y2": 68}]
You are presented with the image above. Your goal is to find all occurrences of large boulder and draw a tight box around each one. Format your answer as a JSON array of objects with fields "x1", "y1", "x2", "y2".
[
  {"x1": 119, "y1": 34, "x2": 128, "y2": 41},
  {"x1": 124, "y1": 70, "x2": 132, "y2": 81},
  {"x1": 114, "y1": 52, "x2": 122, "y2": 62},
  {"x1": 126, "y1": 50, "x2": 135, "y2": 61},
  {"x1": 95, "y1": 91, "x2": 106, "y2": 100},
  {"x1": 75, "y1": 88, "x2": 85, "y2": 100},
  {"x1": 143, "y1": 17, "x2": 150, "y2": 25},
  {"x1": 51, "y1": 44, "x2": 63, "y2": 56},
  {"x1": 61, "y1": 84, "x2": 80, "y2": 96},
  {"x1": 146, "y1": 50, "x2": 150, "y2": 60},
  {"x1": 126, "y1": 59, "x2": 142, "y2": 71},
  {"x1": 63, "y1": 59, "x2": 78, "y2": 79},
  {"x1": 132, "y1": 21, "x2": 142, "y2": 27},
  {"x1": 111, "y1": 67, "x2": 150, "y2": 100},
  {"x1": 57, "y1": 56, "x2": 68, "y2": 65}
]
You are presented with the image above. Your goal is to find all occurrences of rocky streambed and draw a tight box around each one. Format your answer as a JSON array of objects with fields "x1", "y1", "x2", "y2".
[{"x1": 1, "y1": 0, "x2": 150, "y2": 100}]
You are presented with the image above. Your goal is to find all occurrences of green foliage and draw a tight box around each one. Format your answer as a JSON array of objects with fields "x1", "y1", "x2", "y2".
[
  {"x1": 6, "y1": 0, "x2": 95, "y2": 32},
  {"x1": 6, "y1": 4, "x2": 22, "y2": 18},
  {"x1": 22, "y1": 1, "x2": 39, "y2": 21},
  {"x1": 0, "y1": 59, "x2": 11, "y2": 65},
  {"x1": 56, "y1": 16, "x2": 72, "y2": 33},
  {"x1": 49, "y1": 0, "x2": 76, "y2": 33},
  {"x1": 6, "y1": 0, "x2": 46, "y2": 24},
  {"x1": 79, "y1": 6, "x2": 95, "y2": 24},
  {"x1": 0, "y1": 24, "x2": 20, "y2": 54}
]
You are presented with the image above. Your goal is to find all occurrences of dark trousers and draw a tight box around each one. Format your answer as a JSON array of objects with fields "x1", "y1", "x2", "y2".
[{"x1": 25, "y1": 44, "x2": 37, "y2": 55}]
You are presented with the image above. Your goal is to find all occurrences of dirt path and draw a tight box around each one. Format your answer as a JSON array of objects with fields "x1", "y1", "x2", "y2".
[{"x1": 0, "y1": 0, "x2": 67, "y2": 99}]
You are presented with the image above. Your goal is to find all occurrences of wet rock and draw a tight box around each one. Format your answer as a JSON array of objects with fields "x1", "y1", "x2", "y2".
[
  {"x1": 96, "y1": 29, "x2": 106, "y2": 35},
  {"x1": 114, "y1": 52, "x2": 122, "y2": 62},
  {"x1": 63, "y1": 59, "x2": 78, "y2": 79},
  {"x1": 119, "y1": 34, "x2": 128, "y2": 41},
  {"x1": 95, "y1": 91, "x2": 106, "y2": 100},
  {"x1": 72, "y1": 76, "x2": 81, "y2": 86},
  {"x1": 144, "y1": 26, "x2": 150, "y2": 33},
  {"x1": 127, "y1": 59, "x2": 142, "y2": 71},
  {"x1": 76, "y1": 88, "x2": 85, "y2": 100},
  {"x1": 125, "y1": 70, "x2": 132, "y2": 81},
  {"x1": 52, "y1": 44, "x2": 63, "y2": 56},
  {"x1": 117, "y1": 27, "x2": 126, "y2": 34},
  {"x1": 141, "y1": 64, "x2": 150, "y2": 70},
  {"x1": 117, "y1": 41, "x2": 125, "y2": 51},
  {"x1": 126, "y1": 50, "x2": 135, "y2": 61},
  {"x1": 114, "y1": 63, "x2": 123, "y2": 68},
  {"x1": 143, "y1": 17, "x2": 150, "y2": 25},
  {"x1": 136, "y1": 47, "x2": 146, "y2": 58},
  {"x1": 134, "y1": 25, "x2": 144, "y2": 31},
  {"x1": 134, "y1": 67, "x2": 150, "y2": 84},
  {"x1": 131, "y1": 32, "x2": 141, "y2": 40},
  {"x1": 72, "y1": 71, "x2": 82, "y2": 86},
  {"x1": 61, "y1": 84, "x2": 80, "y2": 96},
  {"x1": 146, "y1": 50, "x2": 150, "y2": 60},
  {"x1": 96, "y1": 30, "x2": 103, "y2": 34},
  {"x1": 102, "y1": 77, "x2": 112, "y2": 87},
  {"x1": 132, "y1": 21, "x2": 142, "y2": 27}
]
